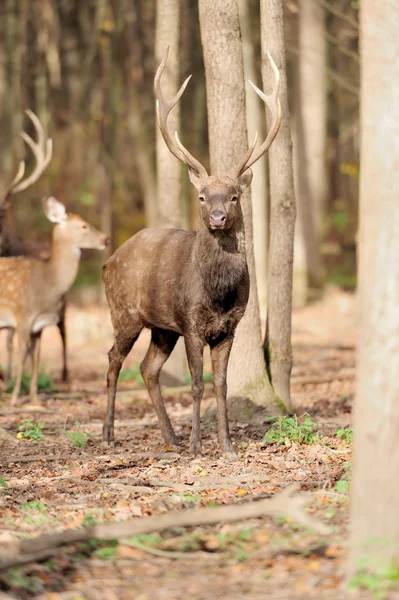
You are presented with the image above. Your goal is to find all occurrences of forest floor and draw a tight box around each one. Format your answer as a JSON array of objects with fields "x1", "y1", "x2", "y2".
[{"x1": 0, "y1": 288, "x2": 393, "y2": 600}]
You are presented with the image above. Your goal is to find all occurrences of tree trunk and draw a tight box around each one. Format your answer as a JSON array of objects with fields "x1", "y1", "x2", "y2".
[
  {"x1": 238, "y1": 0, "x2": 269, "y2": 315},
  {"x1": 155, "y1": 0, "x2": 186, "y2": 386},
  {"x1": 298, "y1": 0, "x2": 327, "y2": 252},
  {"x1": 292, "y1": 53, "x2": 321, "y2": 299},
  {"x1": 199, "y1": 0, "x2": 283, "y2": 417},
  {"x1": 261, "y1": 0, "x2": 296, "y2": 412},
  {"x1": 349, "y1": 0, "x2": 399, "y2": 577}
]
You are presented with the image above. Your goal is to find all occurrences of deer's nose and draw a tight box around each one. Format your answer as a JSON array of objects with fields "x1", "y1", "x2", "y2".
[{"x1": 210, "y1": 211, "x2": 226, "y2": 227}]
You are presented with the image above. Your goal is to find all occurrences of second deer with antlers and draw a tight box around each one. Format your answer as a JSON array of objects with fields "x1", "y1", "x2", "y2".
[
  {"x1": 0, "y1": 197, "x2": 109, "y2": 404},
  {"x1": 0, "y1": 111, "x2": 70, "y2": 383},
  {"x1": 103, "y1": 49, "x2": 281, "y2": 455}
]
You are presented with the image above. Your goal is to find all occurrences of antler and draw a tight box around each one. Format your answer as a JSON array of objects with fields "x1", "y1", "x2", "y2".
[
  {"x1": 234, "y1": 52, "x2": 282, "y2": 178},
  {"x1": 2, "y1": 110, "x2": 53, "y2": 201},
  {"x1": 154, "y1": 48, "x2": 208, "y2": 180}
]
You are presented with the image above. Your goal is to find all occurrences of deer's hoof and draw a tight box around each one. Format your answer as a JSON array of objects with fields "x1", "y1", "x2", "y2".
[
  {"x1": 102, "y1": 425, "x2": 115, "y2": 446},
  {"x1": 221, "y1": 440, "x2": 236, "y2": 457},
  {"x1": 190, "y1": 440, "x2": 202, "y2": 457},
  {"x1": 102, "y1": 439, "x2": 115, "y2": 448}
]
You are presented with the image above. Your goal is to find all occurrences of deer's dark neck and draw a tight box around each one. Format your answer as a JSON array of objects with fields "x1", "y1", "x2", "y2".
[{"x1": 195, "y1": 222, "x2": 247, "y2": 306}]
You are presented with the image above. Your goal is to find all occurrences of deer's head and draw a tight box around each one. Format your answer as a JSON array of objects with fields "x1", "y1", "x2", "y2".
[
  {"x1": 43, "y1": 197, "x2": 110, "y2": 251},
  {"x1": 154, "y1": 48, "x2": 281, "y2": 233}
]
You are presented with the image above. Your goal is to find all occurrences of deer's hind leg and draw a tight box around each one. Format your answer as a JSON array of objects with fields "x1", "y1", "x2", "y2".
[
  {"x1": 103, "y1": 320, "x2": 142, "y2": 445},
  {"x1": 140, "y1": 328, "x2": 180, "y2": 448},
  {"x1": 57, "y1": 297, "x2": 68, "y2": 382},
  {"x1": 6, "y1": 328, "x2": 14, "y2": 381}
]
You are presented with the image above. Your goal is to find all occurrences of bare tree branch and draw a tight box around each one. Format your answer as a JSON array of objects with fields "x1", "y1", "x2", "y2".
[{"x1": 0, "y1": 485, "x2": 329, "y2": 570}]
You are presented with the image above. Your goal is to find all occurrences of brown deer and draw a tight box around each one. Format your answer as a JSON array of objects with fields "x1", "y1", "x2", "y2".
[
  {"x1": 0, "y1": 111, "x2": 69, "y2": 383},
  {"x1": 103, "y1": 49, "x2": 281, "y2": 455},
  {"x1": 0, "y1": 197, "x2": 109, "y2": 404}
]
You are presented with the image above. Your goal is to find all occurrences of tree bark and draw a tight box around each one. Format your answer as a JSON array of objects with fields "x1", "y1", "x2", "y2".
[
  {"x1": 261, "y1": 0, "x2": 296, "y2": 412},
  {"x1": 349, "y1": 0, "x2": 399, "y2": 576},
  {"x1": 238, "y1": 0, "x2": 269, "y2": 315},
  {"x1": 298, "y1": 0, "x2": 327, "y2": 250},
  {"x1": 155, "y1": 0, "x2": 186, "y2": 386},
  {"x1": 199, "y1": 0, "x2": 283, "y2": 416},
  {"x1": 292, "y1": 52, "x2": 321, "y2": 298}
]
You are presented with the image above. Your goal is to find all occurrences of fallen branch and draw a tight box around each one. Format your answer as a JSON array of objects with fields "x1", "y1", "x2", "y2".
[{"x1": 0, "y1": 484, "x2": 329, "y2": 570}]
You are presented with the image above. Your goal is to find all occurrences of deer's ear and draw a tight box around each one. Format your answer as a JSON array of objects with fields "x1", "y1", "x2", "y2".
[
  {"x1": 43, "y1": 197, "x2": 68, "y2": 224},
  {"x1": 238, "y1": 169, "x2": 253, "y2": 193},
  {"x1": 188, "y1": 168, "x2": 202, "y2": 191}
]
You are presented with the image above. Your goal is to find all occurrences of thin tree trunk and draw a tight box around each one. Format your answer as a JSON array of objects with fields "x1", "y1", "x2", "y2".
[
  {"x1": 298, "y1": 0, "x2": 327, "y2": 250},
  {"x1": 261, "y1": 0, "x2": 296, "y2": 412},
  {"x1": 199, "y1": 0, "x2": 282, "y2": 416},
  {"x1": 238, "y1": 0, "x2": 269, "y2": 315},
  {"x1": 290, "y1": 110, "x2": 308, "y2": 309},
  {"x1": 349, "y1": 0, "x2": 399, "y2": 576},
  {"x1": 292, "y1": 53, "x2": 321, "y2": 295},
  {"x1": 155, "y1": 0, "x2": 182, "y2": 229},
  {"x1": 155, "y1": 0, "x2": 186, "y2": 386}
]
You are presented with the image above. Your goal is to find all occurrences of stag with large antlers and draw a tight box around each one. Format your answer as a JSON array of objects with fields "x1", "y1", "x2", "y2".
[
  {"x1": 103, "y1": 49, "x2": 281, "y2": 455},
  {"x1": 0, "y1": 111, "x2": 69, "y2": 383}
]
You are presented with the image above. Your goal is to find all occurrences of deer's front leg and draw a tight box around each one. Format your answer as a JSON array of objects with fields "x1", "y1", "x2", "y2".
[
  {"x1": 210, "y1": 336, "x2": 235, "y2": 455},
  {"x1": 11, "y1": 330, "x2": 30, "y2": 406},
  {"x1": 184, "y1": 336, "x2": 205, "y2": 456}
]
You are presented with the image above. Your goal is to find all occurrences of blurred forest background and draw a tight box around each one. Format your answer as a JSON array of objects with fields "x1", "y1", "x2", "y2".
[{"x1": 0, "y1": 0, "x2": 359, "y2": 302}]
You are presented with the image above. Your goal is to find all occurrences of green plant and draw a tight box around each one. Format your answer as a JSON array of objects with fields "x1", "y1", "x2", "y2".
[
  {"x1": 0, "y1": 475, "x2": 8, "y2": 488},
  {"x1": 335, "y1": 480, "x2": 349, "y2": 493},
  {"x1": 17, "y1": 419, "x2": 45, "y2": 441},
  {"x1": 349, "y1": 560, "x2": 399, "y2": 599},
  {"x1": 6, "y1": 373, "x2": 53, "y2": 394},
  {"x1": 66, "y1": 421, "x2": 92, "y2": 447},
  {"x1": 82, "y1": 512, "x2": 98, "y2": 527},
  {"x1": 20, "y1": 500, "x2": 47, "y2": 525},
  {"x1": 93, "y1": 542, "x2": 118, "y2": 560},
  {"x1": 6, "y1": 568, "x2": 43, "y2": 593},
  {"x1": 337, "y1": 427, "x2": 353, "y2": 444},
  {"x1": 124, "y1": 533, "x2": 163, "y2": 548},
  {"x1": 118, "y1": 365, "x2": 145, "y2": 386},
  {"x1": 264, "y1": 415, "x2": 320, "y2": 445}
]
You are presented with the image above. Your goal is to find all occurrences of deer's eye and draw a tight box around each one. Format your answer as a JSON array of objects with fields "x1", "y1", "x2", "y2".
[
  {"x1": 199, "y1": 195, "x2": 206, "y2": 203},
  {"x1": 231, "y1": 195, "x2": 238, "y2": 202},
  {"x1": 82, "y1": 224, "x2": 88, "y2": 230}
]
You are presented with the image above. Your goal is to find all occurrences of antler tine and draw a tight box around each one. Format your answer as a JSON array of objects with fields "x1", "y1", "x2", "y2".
[
  {"x1": 154, "y1": 47, "x2": 208, "y2": 179},
  {"x1": 232, "y1": 131, "x2": 258, "y2": 180},
  {"x1": 11, "y1": 111, "x2": 53, "y2": 195},
  {"x1": 234, "y1": 52, "x2": 282, "y2": 178},
  {"x1": 2, "y1": 161, "x2": 25, "y2": 202}
]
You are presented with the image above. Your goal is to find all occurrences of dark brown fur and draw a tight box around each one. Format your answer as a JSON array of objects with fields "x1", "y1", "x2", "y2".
[{"x1": 103, "y1": 177, "x2": 250, "y2": 455}]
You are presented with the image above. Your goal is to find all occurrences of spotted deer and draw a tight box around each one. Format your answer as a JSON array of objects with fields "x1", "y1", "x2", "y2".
[
  {"x1": 0, "y1": 197, "x2": 110, "y2": 404},
  {"x1": 0, "y1": 111, "x2": 70, "y2": 382},
  {"x1": 102, "y1": 49, "x2": 281, "y2": 455}
]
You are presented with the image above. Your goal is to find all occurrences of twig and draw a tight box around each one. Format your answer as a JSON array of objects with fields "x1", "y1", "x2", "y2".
[
  {"x1": 0, "y1": 485, "x2": 329, "y2": 570},
  {"x1": 0, "y1": 407, "x2": 52, "y2": 415},
  {"x1": 120, "y1": 539, "x2": 200, "y2": 560}
]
